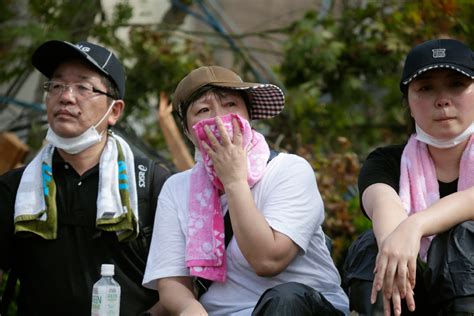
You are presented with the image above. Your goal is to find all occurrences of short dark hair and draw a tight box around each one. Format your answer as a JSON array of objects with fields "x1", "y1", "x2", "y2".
[
  {"x1": 100, "y1": 75, "x2": 120, "y2": 101},
  {"x1": 402, "y1": 91, "x2": 415, "y2": 135},
  {"x1": 178, "y1": 85, "x2": 252, "y2": 130}
]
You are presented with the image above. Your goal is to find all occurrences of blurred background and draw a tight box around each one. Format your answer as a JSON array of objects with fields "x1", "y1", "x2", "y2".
[{"x1": 1, "y1": 1, "x2": 473, "y2": 307}]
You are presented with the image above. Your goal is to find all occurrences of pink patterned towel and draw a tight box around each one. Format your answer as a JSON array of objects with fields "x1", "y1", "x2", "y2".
[
  {"x1": 399, "y1": 135, "x2": 474, "y2": 261},
  {"x1": 186, "y1": 113, "x2": 270, "y2": 282}
]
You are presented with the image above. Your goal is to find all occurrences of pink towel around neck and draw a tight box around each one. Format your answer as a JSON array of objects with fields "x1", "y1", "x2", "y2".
[
  {"x1": 399, "y1": 134, "x2": 474, "y2": 261},
  {"x1": 186, "y1": 113, "x2": 270, "y2": 282}
]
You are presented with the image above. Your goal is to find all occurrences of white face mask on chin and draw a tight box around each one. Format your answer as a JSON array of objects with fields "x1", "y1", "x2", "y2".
[
  {"x1": 415, "y1": 122, "x2": 474, "y2": 149},
  {"x1": 46, "y1": 100, "x2": 116, "y2": 154}
]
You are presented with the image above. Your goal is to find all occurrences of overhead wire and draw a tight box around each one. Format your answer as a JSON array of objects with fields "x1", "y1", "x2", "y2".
[
  {"x1": 170, "y1": 0, "x2": 268, "y2": 83},
  {"x1": 205, "y1": 0, "x2": 286, "y2": 89},
  {"x1": 0, "y1": 96, "x2": 45, "y2": 113}
]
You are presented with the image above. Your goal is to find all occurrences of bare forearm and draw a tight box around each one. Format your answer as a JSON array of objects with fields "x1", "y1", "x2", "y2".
[
  {"x1": 225, "y1": 181, "x2": 297, "y2": 275},
  {"x1": 145, "y1": 301, "x2": 170, "y2": 316},
  {"x1": 226, "y1": 181, "x2": 274, "y2": 256},
  {"x1": 157, "y1": 277, "x2": 204, "y2": 315},
  {"x1": 409, "y1": 186, "x2": 474, "y2": 236},
  {"x1": 363, "y1": 183, "x2": 408, "y2": 247}
]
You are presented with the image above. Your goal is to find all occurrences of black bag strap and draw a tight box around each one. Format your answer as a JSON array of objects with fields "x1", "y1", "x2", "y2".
[
  {"x1": 268, "y1": 149, "x2": 279, "y2": 163},
  {"x1": 196, "y1": 149, "x2": 280, "y2": 297},
  {"x1": 223, "y1": 209, "x2": 233, "y2": 247},
  {"x1": 134, "y1": 155, "x2": 157, "y2": 237}
]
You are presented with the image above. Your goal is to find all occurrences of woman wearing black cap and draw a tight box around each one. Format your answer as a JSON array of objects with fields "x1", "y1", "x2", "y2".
[
  {"x1": 143, "y1": 66, "x2": 349, "y2": 315},
  {"x1": 344, "y1": 39, "x2": 474, "y2": 315}
]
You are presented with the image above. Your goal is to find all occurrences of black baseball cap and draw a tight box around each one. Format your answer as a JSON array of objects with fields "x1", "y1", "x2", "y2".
[
  {"x1": 400, "y1": 38, "x2": 474, "y2": 92},
  {"x1": 32, "y1": 40, "x2": 125, "y2": 99}
]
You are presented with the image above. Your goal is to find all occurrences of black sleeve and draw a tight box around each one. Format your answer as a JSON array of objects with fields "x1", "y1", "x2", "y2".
[
  {"x1": 0, "y1": 168, "x2": 24, "y2": 271},
  {"x1": 358, "y1": 144, "x2": 405, "y2": 217}
]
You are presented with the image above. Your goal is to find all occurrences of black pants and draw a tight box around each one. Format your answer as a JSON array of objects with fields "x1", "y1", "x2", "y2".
[
  {"x1": 342, "y1": 221, "x2": 474, "y2": 315},
  {"x1": 251, "y1": 282, "x2": 344, "y2": 316}
]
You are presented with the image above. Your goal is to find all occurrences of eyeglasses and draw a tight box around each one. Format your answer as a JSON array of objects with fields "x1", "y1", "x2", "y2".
[{"x1": 43, "y1": 81, "x2": 116, "y2": 99}]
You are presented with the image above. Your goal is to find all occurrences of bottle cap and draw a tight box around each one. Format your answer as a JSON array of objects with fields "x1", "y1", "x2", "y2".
[{"x1": 101, "y1": 264, "x2": 115, "y2": 276}]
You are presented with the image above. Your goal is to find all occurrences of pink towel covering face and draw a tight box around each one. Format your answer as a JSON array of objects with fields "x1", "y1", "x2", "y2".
[
  {"x1": 186, "y1": 113, "x2": 270, "y2": 282},
  {"x1": 399, "y1": 135, "x2": 474, "y2": 261}
]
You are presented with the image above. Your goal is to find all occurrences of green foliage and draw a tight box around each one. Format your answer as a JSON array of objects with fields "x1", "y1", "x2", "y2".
[
  {"x1": 0, "y1": 0, "x2": 131, "y2": 93},
  {"x1": 1, "y1": 0, "x2": 473, "y2": 279},
  {"x1": 275, "y1": 0, "x2": 474, "y2": 157},
  {"x1": 119, "y1": 25, "x2": 206, "y2": 155},
  {"x1": 1, "y1": 0, "x2": 204, "y2": 157}
]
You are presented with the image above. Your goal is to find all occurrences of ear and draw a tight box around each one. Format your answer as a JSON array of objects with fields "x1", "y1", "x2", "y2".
[
  {"x1": 408, "y1": 105, "x2": 414, "y2": 118},
  {"x1": 107, "y1": 100, "x2": 125, "y2": 126},
  {"x1": 183, "y1": 127, "x2": 200, "y2": 148}
]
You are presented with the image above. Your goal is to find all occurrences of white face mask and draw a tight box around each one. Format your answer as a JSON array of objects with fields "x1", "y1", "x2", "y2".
[
  {"x1": 415, "y1": 122, "x2": 474, "y2": 148},
  {"x1": 46, "y1": 101, "x2": 116, "y2": 154}
]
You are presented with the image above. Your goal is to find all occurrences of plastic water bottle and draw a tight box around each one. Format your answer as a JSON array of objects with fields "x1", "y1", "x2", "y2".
[{"x1": 91, "y1": 264, "x2": 121, "y2": 316}]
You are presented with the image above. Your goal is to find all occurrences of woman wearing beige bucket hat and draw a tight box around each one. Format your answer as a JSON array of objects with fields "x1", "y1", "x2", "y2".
[{"x1": 143, "y1": 66, "x2": 349, "y2": 315}]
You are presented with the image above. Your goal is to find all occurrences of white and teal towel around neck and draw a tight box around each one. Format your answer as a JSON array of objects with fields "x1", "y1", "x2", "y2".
[{"x1": 14, "y1": 132, "x2": 139, "y2": 241}]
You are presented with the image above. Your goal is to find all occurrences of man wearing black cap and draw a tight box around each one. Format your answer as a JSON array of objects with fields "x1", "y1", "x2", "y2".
[
  {"x1": 0, "y1": 40, "x2": 170, "y2": 315},
  {"x1": 344, "y1": 38, "x2": 474, "y2": 315}
]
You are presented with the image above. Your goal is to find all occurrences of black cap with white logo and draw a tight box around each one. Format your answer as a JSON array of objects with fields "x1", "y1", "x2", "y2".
[
  {"x1": 400, "y1": 38, "x2": 474, "y2": 92},
  {"x1": 32, "y1": 40, "x2": 125, "y2": 99}
]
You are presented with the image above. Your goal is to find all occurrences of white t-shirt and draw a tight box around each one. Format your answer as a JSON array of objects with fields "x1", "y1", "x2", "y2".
[{"x1": 143, "y1": 153, "x2": 349, "y2": 315}]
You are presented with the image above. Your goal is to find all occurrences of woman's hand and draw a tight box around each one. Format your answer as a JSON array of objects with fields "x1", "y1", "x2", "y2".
[
  {"x1": 371, "y1": 218, "x2": 421, "y2": 315},
  {"x1": 378, "y1": 280, "x2": 415, "y2": 316},
  {"x1": 158, "y1": 92, "x2": 173, "y2": 119},
  {"x1": 156, "y1": 92, "x2": 194, "y2": 171},
  {"x1": 201, "y1": 116, "x2": 248, "y2": 188}
]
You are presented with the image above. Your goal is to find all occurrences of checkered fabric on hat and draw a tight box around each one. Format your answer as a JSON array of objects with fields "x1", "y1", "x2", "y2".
[{"x1": 228, "y1": 84, "x2": 285, "y2": 120}]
